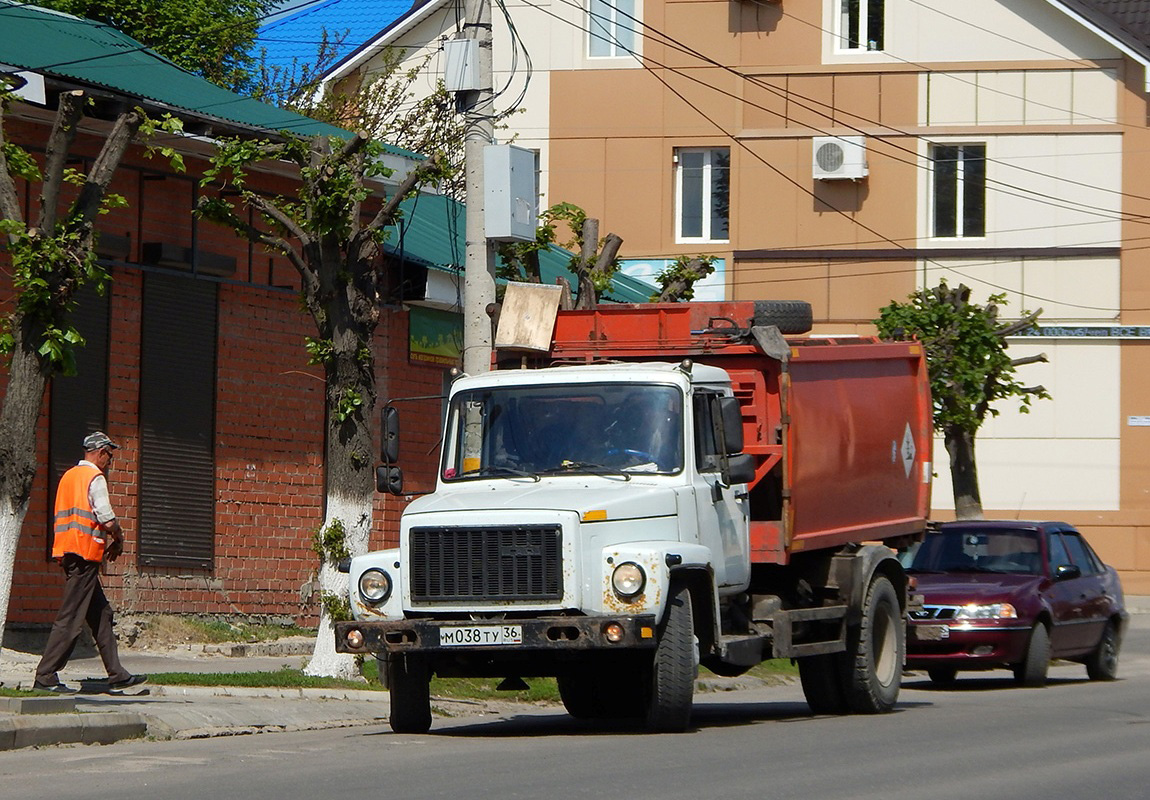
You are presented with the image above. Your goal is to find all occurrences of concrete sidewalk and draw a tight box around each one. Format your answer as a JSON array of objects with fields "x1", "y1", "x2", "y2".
[{"x1": 0, "y1": 639, "x2": 393, "y2": 750}]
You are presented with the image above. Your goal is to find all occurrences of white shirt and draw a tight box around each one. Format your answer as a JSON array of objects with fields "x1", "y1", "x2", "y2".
[{"x1": 78, "y1": 459, "x2": 116, "y2": 524}]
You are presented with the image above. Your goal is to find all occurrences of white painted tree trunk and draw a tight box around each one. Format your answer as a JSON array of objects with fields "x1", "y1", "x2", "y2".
[
  {"x1": 0, "y1": 495, "x2": 29, "y2": 653},
  {"x1": 304, "y1": 492, "x2": 372, "y2": 678}
]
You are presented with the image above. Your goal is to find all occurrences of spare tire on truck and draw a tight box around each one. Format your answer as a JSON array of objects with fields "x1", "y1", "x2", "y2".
[{"x1": 753, "y1": 300, "x2": 813, "y2": 335}]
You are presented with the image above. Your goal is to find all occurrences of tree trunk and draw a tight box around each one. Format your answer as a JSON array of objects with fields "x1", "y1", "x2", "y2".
[
  {"x1": 304, "y1": 324, "x2": 377, "y2": 678},
  {"x1": 944, "y1": 424, "x2": 983, "y2": 520},
  {"x1": 0, "y1": 325, "x2": 52, "y2": 650}
]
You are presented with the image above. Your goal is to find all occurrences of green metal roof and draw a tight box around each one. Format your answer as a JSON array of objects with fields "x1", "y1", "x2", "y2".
[
  {"x1": 0, "y1": 0, "x2": 412, "y2": 146},
  {"x1": 388, "y1": 193, "x2": 657, "y2": 304}
]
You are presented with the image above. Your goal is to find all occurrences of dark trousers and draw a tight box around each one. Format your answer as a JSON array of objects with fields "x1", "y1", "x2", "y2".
[{"x1": 35, "y1": 553, "x2": 129, "y2": 685}]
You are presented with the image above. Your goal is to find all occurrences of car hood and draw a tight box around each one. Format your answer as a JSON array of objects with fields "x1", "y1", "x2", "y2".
[{"x1": 912, "y1": 572, "x2": 1045, "y2": 605}]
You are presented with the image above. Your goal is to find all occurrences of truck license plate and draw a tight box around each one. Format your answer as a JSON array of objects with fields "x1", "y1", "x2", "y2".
[
  {"x1": 914, "y1": 624, "x2": 950, "y2": 641},
  {"x1": 440, "y1": 625, "x2": 523, "y2": 647}
]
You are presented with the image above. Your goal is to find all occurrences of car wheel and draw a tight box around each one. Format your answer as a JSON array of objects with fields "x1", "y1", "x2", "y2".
[
  {"x1": 927, "y1": 666, "x2": 958, "y2": 686},
  {"x1": 1085, "y1": 620, "x2": 1121, "y2": 681},
  {"x1": 1012, "y1": 623, "x2": 1050, "y2": 687}
]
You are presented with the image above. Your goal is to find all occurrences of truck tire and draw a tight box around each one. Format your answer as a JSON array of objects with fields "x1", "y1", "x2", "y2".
[
  {"x1": 1012, "y1": 623, "x2": 1050, "y2": 687},
  {"x1": 753, "y1": 300, "x2": 813, "y2": 335},
  {"x1": 843, "y1": 575, "x2": 904, "y2": 713},
  {"x1": 798, "y1": 654, "x2": 848, "y2": 715},
  {"x1": 388, "y1": 654, "x2": 433, "y2": 734},
  {"x1": 645, "y1": 584, "x2": 697, "y2": 732}
]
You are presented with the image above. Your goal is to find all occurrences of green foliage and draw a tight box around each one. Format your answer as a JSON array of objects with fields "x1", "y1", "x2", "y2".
[
  {"x1": 312, "y1": 518, "x2": 351, "y2": 563},
  {"x1": 37, "y1": 0, "x2": 275, "y2": 93},
  {"x1": 652, "y1": 255, "x2": 717, "y2": 302},
  {"x1": 147, "y1": 669, "x2": 377, "y2": 690},
  {"x1": 333, "y1": 388, "x2": 363, "y2": 423},
  {"x1": 319, "y1": 591, "x2": 352, "y2": 622},
  {"x1": 305, "y1": 336, "x2": 334, "y2": 366},
  {"x1": 875, "y1": 280, "x2": 1049, "y2": 435}
]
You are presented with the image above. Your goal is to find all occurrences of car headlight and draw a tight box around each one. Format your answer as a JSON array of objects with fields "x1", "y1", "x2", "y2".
[
  {"x1": 358, "y1": 568, "x2": 393, "y2": 604},
  {"x1": 611, "y1": 562, "x2": 646, "y2": 598},
  {"x1": 955, "y1": 602, "x2": 1017, "y2": 619}
]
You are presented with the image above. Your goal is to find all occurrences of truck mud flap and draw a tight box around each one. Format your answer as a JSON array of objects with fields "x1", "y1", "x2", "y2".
[
  {"x1": 770, "y1": 605, "x2": 848, "y2": 658},
  {"x1": 336, "y1": 616, "x2": 659, "y2": 655}
]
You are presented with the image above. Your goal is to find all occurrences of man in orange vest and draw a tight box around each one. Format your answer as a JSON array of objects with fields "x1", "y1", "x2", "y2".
[{"x1": 33, "y1": 432, "x2": 146, "y2": 694}]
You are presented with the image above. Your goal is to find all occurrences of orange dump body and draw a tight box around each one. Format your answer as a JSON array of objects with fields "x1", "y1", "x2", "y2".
[{"x1": 548, "y1": 302, "x2": 933, "y2": 565}]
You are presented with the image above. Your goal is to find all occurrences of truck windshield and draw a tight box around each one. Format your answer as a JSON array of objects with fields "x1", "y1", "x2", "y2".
[{"x1": 442, "y1": 383, "x2": 685, "y2": 480}]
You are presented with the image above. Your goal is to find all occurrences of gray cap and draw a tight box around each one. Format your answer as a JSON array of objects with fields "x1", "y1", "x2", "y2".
[{"x1": 82, "y1": 431, "x2": 119, "y2": 451}]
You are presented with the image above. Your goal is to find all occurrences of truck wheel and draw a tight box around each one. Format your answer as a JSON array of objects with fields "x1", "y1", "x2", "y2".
[
  {"x1": 1012, "y1": 623, "x2": 1050, "y2": 687},
  {"x1": 844, "y1": 575, "x2": 904, "y2": 713},
  {"x1": 927, "y1": 666, "x2": 958, "y2": 686},
  {"x1": 645, "y1": 584, "x2": 697, "y2": 732},
  {"x1": 753, "y1": 300, "x2": 813, "y2": 335},
  {"x1": 798, "y1": 654, "x2": 848, "y2": 715},
  {"x1": 388, "y1": 654, "x2": 433, "y2": 734},
  {"x1": 1085, "y1": 620, "x2": 1120, "y2": 681}
]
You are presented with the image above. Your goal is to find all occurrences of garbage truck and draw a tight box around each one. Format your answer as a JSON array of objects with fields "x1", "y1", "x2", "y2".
[{"x1": 335, "y1": 297, "x2": 932, "y2": 733}]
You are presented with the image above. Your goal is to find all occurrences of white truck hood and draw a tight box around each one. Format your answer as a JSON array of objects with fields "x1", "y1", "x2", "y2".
[{"x1": 403, "y1": 478, "x2": 679, "y2": 522}]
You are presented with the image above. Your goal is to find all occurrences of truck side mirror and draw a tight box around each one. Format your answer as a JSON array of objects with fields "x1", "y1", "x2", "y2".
[
  {"x1": 381, "y1": 405, "x2": 400, "y2": 465},
  {"x1": 719, "y1": 396, "x2": 744, "y2": 454},
  {"x1": 725, "y1": 453, "x2": 756, "y2": 486},
  {"x1": 376, "y1": 465, "x2": 404, "y2": 496}
]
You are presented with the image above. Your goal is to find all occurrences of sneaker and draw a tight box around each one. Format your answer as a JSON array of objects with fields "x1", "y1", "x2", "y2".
[
  {"x1": 32, "y1": 681, "x2": 78, "y2": 694},
  {"x1": 109, "y1": 674, "x2": 148, "y2": 691}
]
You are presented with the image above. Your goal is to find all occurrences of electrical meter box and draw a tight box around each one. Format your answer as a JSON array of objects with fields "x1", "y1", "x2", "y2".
[{"x1": 484, "y1": 144, "x2": 538, "y2": 243}]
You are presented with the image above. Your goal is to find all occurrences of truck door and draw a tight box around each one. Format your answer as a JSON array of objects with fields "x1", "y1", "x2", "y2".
[{"x1": 693, "y1": 391, "x2": 751, "y2": 591}]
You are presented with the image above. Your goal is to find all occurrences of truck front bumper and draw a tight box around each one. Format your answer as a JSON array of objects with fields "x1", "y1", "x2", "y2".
[{"x1": 335, "y1": 615, "x2": 658, "y2": 656}]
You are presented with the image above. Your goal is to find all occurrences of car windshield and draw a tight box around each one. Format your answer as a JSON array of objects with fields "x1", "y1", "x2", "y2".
[
  {"x1": 908, "y1": 529, "x2": 1043, "y2": 576},
  {"x1": 441, "y1": 382, "x2": 685, "y2": 481}
]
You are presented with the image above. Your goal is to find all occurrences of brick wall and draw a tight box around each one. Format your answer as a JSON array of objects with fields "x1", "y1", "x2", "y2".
[{"x1": 3, "y1": 118, "x2": 453, "y2": 628}]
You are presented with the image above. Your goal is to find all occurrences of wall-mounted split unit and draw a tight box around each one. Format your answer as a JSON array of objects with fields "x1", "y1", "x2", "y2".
[{"x1": 812, "y1": 136, "x2": 868, "y2": 180}]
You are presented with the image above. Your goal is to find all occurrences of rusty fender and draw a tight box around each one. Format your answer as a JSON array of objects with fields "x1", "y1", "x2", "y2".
[{"x1": 335, "y1": 616, "x2": 658, "y2": 655}]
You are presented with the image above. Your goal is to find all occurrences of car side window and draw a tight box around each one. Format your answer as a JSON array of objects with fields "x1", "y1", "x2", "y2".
[
  {"x1": 1061, "y1": 532, "x2": 1101, "y2": 576},
  {"x1": 1047, "y1": 532, "x2": 1071, "y2": 572}
]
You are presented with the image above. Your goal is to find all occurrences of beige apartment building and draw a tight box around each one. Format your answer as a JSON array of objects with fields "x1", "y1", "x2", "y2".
[{"x1": 331, "y1": 0, "x2": 1150, "y2": 591}]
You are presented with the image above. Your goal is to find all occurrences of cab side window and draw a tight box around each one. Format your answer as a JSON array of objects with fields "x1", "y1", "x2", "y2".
[{"x1": 693, "y1": 392, "x2": 720, "y2": 472}]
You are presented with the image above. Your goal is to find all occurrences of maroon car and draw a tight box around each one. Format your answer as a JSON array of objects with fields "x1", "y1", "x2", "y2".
[{"x1": 905, "y1": 520, "x2": 1127, "y2": 686}]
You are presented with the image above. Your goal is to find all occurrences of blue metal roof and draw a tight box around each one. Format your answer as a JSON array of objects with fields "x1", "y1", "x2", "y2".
[{"x1": 256, "y1": 0, "x2": 411, "y2": 73}]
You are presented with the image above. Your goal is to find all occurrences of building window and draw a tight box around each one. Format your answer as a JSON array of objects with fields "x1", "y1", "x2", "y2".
[
  {"x1": 838, "y1": 0, "x2": 884, "y2": 51},
  {"x1": 676, "y1": 148, "x2": 730, "y2": 243},
  {"x1": 138, "y1": 272, "x2": 218, "y2": 569},
  {"x1": 588, "y1": 0, "x2": 636, "y2": 58},
  {"x1": 931, "y1": 144, "x2": 986, "y2": 239}
]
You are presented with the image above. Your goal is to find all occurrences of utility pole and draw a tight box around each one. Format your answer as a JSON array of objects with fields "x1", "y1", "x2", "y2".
[{"x1": 460, "y1": 0, "x2": 496, "y2": 374}]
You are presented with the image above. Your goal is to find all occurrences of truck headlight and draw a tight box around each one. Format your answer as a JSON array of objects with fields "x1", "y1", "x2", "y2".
[
  {"x1": 358, "y1": 569, "x2": 393, "y2": 604},
  {"x1": 611, "y1": 562, "x2": 646, "y2": 598},
  {"x1": 955, "y1": 602, "x2": 1017, "y2": 619}
]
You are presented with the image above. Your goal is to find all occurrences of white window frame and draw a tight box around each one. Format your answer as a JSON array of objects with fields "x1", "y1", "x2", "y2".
[
  {"x1": 588, "y1": 0, "x2": 638, "y2": 59},
  {"x1": 675, "y1": 147, "x2": 730, "y2": 244},
  {"x1": 836, "y1": 0, "x2": 885, "y2": 52},
  {"x1": 930, "y1": 143, "x2": 987, "y2": 240}
]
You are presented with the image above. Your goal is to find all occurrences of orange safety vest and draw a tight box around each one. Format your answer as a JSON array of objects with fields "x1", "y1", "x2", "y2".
[{"x1": 52, "y1": 464, "x2": 107, "y2": 562}]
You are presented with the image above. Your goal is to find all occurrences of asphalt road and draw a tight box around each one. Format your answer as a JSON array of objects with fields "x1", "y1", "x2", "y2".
[{"x1": 3, "y1": 619, "x2": 1148, "y2": 800}]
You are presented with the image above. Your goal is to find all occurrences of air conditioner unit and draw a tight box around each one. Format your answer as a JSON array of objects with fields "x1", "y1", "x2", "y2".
[{"x1": 812, "y1": 136, "x2": 868, "y2": 180}]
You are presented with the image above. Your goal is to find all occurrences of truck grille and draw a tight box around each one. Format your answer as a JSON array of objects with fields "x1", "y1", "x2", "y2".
[{"x1": 409, "y1": 525, "x2": 563, "y2": 602}]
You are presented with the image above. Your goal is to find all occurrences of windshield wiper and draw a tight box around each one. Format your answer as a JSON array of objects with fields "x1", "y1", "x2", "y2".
[
  {"x1": 542, "y1": 460, "x2": 631, "y2": 480},
  {"x1": 472, "y1": 465, "x2": 541, "y2": 482}
]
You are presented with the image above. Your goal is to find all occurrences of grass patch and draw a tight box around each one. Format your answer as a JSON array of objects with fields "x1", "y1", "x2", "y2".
[
  {"x1": 148, "y1": 669, "x2": 382, "y2": 691},
  {"x1": 134, "y1": 616, "x2": 310, "y2": 647}
]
